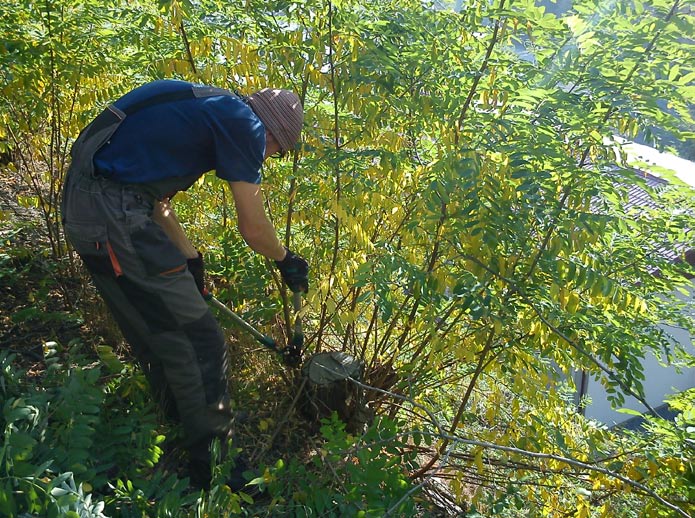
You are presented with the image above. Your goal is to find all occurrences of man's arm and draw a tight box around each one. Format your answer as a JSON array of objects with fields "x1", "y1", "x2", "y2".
[
  {"x1": 152, "y1": 199, "x2": 199, "y2": 259},
  {"x1": 229, "y1": 181, "x2": 287, "y2": 261}
]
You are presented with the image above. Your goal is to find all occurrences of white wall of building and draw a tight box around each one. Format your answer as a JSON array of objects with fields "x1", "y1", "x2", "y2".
[
  {"x1": 580, "y1": 142, "x2": 695, "y2": 425},
  {"x1": 583, "y1": 282, "x2": 695, "y2": 425}
]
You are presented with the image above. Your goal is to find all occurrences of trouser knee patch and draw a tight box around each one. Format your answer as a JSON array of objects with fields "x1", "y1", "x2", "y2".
[
  {"x1": 117, "y1": 276, "x2": 178, "y2": 333},
  {"x1": 183, "y1": 312, "x2": 228, "y2": 404}
]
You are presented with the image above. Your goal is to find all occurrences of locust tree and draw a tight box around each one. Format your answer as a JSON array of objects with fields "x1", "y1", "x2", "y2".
[{"x1": 1, "y1": 0, "x2": 694, "y2": 515}]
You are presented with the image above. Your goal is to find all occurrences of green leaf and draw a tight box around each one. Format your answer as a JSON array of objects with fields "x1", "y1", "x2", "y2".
[
  {"x1": 50, "y1": 487, "x2": 71, "y2": 497},
  {"x1": 239, "y1": 491, "x2": 254, "y2": 504},
  {"x1": 0, "y1": 481, "x2": 17, "y2": 518},
  {"x1": 615, "y1": 407, "x2": 642, "y2": 416},
  {"x1": 9, "y1": 431, "x2": 37, "y2": 461}
]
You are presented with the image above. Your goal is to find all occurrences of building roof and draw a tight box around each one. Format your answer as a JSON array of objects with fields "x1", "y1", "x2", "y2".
[{"x1": 619, "y1": 169, "x2": 694, "y2": 274}]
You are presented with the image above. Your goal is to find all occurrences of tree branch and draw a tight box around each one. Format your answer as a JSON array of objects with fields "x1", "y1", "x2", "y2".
[
  {"x1": 455, "y1": 0, "x2": 507, "y2": 143},
  {"x1": 179, "y1": 21, "x2": 197, "y2": 76},
  {"x1": 345, "y1": 376, "x2": 691, "y2": 518}
]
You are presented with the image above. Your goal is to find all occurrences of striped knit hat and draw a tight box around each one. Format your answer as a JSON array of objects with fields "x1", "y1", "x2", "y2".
[{"x1": 247, "y1": 88, "x2": 304, "y2": 154}]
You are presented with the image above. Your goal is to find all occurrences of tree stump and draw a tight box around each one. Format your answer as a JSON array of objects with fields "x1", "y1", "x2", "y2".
[{"x1": 299, "y1": 351, "x2": 371, "y2": 432}]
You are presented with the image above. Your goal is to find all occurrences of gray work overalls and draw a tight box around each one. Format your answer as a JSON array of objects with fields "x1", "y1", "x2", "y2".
[{"x1": 61, "y1": 86, "x2": 239, "y2": 459}]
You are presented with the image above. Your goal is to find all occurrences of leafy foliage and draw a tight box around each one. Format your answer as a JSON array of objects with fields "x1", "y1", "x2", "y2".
[
  {"x1": 1, "y1": 0, "x2": 694, "y2": 515},
  {"x1": 257, "y1": 415, "x2": 418, "y2": 516},
  {"x1": 0, "y1": 346, "x2": 160, "y2": 517}
]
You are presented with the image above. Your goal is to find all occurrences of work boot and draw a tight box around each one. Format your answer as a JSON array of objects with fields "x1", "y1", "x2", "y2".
[
  {"x1": 187, "y1": 436, "x2": 262, "y2": 495},
  {"x1": 188, "y1": 454, "x2": 263, "y2": 494},
  {"x1": 188, "y1": 456, "x2": 213, "y2": 490}
]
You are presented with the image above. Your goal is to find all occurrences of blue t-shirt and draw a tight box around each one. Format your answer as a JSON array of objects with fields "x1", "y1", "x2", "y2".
[{"x1": 93, "y1": 80, "x2": 265, "y2": 188}]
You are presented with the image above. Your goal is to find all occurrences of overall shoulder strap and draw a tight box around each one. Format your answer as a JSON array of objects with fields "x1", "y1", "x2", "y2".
[{"x1": 121, "y1": 85, "x2": 237, "y2": 116}]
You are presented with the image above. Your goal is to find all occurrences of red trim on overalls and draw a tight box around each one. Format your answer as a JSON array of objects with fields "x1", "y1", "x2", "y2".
[{"x1": 105, "y1": 241, "x2": 123, "y2": 277}]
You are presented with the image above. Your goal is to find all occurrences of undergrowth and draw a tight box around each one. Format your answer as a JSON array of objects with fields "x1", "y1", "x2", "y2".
[{"x1": 0, "y1": 343, "x2": 420, "y2": 517}]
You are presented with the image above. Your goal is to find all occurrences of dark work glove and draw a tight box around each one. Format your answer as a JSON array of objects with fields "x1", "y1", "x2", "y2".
[
  {"x1": 275, "y1": 248, "x2": 309, "y2": 293},
  {"x1": 187, "y1": 252, "x2": 211, "y2": 299}
]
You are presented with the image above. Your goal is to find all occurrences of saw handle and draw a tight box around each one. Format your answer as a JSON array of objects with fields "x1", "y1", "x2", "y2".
[
  {"x1": 209, "y1": 296, "x2": 278, "y2": 350},
  {"x1": 292, "y1": 291, "x2": 303, "y2": 336}
]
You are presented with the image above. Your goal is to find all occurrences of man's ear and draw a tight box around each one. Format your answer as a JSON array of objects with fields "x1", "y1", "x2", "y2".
[{"x1": 264, "y1": 130, "x2": 281, "y2": 159}]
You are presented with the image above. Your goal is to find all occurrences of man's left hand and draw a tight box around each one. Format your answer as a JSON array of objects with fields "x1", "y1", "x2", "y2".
[{"x1": 187, "y1": 252, "x2": 210, "y2": 299}]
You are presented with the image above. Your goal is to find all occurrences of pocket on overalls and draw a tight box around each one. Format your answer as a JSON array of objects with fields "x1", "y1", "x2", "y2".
[
  {"x1": 120, "y1": 187, "x2": 186, "y2": 277},
  {"x1": 130, "y1": 220, "x2": 187, "y2": 277},
  {"x1": 64, "y1": 222, "x2": 122, "y2": 277}
]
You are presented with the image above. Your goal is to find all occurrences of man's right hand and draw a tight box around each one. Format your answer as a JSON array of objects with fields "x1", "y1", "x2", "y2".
[{"x1": 275, "y1": 248, "x2": 309, "y2": 293}]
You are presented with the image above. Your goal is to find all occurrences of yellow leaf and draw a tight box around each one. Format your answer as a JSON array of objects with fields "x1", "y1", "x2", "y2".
[
  {"x1": 550, "y1": 283, "x2": 560, "y2": 300},
  {"x1": 259, "y1": 418, "x2": 272, "y2": 432},
  {"x1": 486, "y1": 404, "x2": 496, "y2": 423},
  {"x1": 566, "y1": 292, "x2": 580, "y2": 313},
  {"x1": 474, "y1": 448, "x2": 484, "y2": 474}
]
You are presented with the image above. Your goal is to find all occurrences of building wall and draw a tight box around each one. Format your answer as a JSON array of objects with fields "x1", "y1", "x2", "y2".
[{"x1": 582, "y1": 282, "x2": 695, "y2": 425}]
